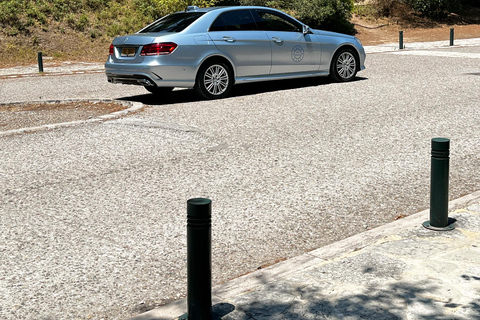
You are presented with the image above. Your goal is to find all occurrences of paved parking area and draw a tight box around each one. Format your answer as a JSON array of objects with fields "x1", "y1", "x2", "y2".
[{"x1": 1, "y1": 43, "x2": 480, "y2": 319}]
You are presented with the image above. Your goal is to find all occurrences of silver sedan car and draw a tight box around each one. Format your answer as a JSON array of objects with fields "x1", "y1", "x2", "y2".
[{"x1": 105, "y1": 6, "x2": 366, "y2": 99}]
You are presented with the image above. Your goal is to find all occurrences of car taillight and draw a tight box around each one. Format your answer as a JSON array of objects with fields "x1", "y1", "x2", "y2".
[
  {"x1": 140, "y1": 42, "x2": 177, "y2": 56},
  {"x1": 109, "y1": 44, "x2": 114, "y2": 56}
]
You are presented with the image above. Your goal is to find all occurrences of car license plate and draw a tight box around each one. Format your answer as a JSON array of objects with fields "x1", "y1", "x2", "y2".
[{"x1": 121, "y1": 47, "x2": 136, "y2": 57}]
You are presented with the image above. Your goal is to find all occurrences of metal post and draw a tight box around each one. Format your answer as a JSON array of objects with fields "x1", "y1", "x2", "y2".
[
  {"x1": 423, "y1": 138, "x2": 455, "y2": 231},
  {"x1": 450, "y1": 28, "x2": 454, "y2": 46},
  {"x1": 38, "y1": 52, "x2": 44, "y2": 73},
  {"x1": 399, "y1": 31, "x2": 404, "y2": 50},
  {"x1": 187, "y1": 198, "x2": 212, "y2": 320}
]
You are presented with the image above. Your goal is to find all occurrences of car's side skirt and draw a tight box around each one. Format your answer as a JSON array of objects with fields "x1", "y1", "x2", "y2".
[{"x1": 235, "y1": 71, "x2": 330, "y2": 83}]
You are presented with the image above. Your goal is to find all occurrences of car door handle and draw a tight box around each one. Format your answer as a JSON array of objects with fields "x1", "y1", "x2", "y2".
[
  {"x1": 272, "y1": 37, "x2": 283, "y2": 43},
  {"x1": 223, "y1": 36, "x2": 236, "y2": 43}
]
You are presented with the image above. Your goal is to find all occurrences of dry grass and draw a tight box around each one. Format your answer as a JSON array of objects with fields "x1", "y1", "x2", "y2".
[
  {"x1": 1, "y1": 1, "x2": 479, "y2": 67},
  {"x1": 0, "y1": 28, "x2": 111, "y2": 67}
]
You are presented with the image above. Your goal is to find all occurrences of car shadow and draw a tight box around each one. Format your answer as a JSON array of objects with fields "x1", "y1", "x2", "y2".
[{"x1": 117, "y1": 76, "x2": 368, "y2": 106}]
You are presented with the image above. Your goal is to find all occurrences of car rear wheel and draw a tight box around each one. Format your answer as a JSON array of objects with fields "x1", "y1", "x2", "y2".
[
  {"x1": 195, "y1": 62, "x2": 233, "y2": 99},
  {"x1": 330, "y1": 49, "x2": 358, "y2": 82},
  {"x1": 144, "y1": 86, "x2": 173, "y2": 95}
]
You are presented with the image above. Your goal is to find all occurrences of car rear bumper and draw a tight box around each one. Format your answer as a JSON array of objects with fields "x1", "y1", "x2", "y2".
[
  {"x1": 104, "y1": 61, "x2": 196, "y2": 88},
  {"x1": 106, "y1": 73, "x2": 157, "y2": 86}
]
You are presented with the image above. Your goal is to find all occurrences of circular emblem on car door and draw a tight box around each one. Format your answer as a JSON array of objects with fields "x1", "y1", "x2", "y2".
[{"x1": 291, "y1": 45, "x2": 304, "y2": 63}]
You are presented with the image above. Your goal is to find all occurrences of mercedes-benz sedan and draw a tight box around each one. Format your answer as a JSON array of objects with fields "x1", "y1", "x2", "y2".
[{"x1": 105, "y1": 6, "x2": 366, "y2": 99}]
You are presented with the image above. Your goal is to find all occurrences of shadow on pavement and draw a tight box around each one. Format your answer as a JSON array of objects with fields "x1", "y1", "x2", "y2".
[
  {"x1": 216, "y1": 273, "x2": 480, "y2": 319},
  {"x1": 177, "y1": 303, "x2": 236, "y2": 320},
  {"x1": 117, "y1": 77, "x2": 368, "y2": 106}
]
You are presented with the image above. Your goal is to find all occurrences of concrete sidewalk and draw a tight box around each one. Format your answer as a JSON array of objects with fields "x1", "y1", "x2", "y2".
[{"x1": 131, "y1": 191, "x2": 480, "y2": 320}]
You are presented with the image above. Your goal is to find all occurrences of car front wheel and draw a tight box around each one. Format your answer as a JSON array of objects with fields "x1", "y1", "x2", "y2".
[
  {"x1": 330, "y1": 49, "x2": 358, "y2": 82},
  {"x1": 195, "y1": 62, "x2": 233, "y2": 99}
]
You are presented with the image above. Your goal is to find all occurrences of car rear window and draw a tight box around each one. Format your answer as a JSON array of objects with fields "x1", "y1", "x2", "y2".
[{"x1": 139, "y1": 12, "x2": 205, "y2": 33}]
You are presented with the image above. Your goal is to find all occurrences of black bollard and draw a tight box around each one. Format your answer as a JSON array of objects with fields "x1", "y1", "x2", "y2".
[
  {"x1": 423, "y1": 138, "x2": 455, "y2": 231},
  {"x1": 450, "y1": 28, "x2": 455, "y2": 46},
  {"x1": 187, "y1": 198, "x2": 212, "y2": 320},
  {"x1": 399, "y1": 31, "x2": 404, "y2": 50},
  {"x1": 38, "y1": 52, "x2": 44, "y2": 73}
]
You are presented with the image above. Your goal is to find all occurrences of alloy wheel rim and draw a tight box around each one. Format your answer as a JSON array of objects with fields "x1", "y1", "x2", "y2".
[
  {"x1": 336, "y1": 52, "x2": 356, "y2": 79},
  {"x1": 204, "y1": 65, "x2": 229, "y2": 95}
]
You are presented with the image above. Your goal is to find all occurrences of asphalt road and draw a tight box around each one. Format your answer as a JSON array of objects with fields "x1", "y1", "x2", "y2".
[{"x1": 1, "y1": 45, "x2": 480, "y2": 320}]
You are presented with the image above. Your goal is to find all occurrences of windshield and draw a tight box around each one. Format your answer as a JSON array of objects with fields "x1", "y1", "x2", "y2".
[{"x1": 139, "y1": 12, "x2": 205, "y2": 33}]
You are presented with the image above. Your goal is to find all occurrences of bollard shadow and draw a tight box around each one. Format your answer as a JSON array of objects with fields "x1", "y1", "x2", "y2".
[
  {"x1": 212, "y1": 302, "x2": 236, "y2": 319},
  {"x1": 216, "y1": 273, "x2": 480, "y2": 319},
  {"x1": 177, "y1": 303, "x2": 236, "y2": 320},
  {"x1": 116, "y1": 76, "x2": 368, "y2": 106}
]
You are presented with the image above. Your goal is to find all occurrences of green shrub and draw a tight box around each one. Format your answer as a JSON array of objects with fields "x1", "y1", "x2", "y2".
[
  {"x1": 85, "y1": 0, "x2": 110, "y2": 10},
  {"x1": 294, "y1": 0, "x2": 356, "y2": 34},
  {"x1": 235, "y1": 0, "x2": 296, "y2": 8},
  {"x1": 133, "y1": 0, "x2": 164, "y2": 21},
  {"x1": 8, "y1": 26, "x2": 20, "y2": 36},
  {"x1": 409, "y1": 0, "x2": 462, "y2": 18},
  {"x1": 90, "y1": 29, "x2": 102, "y2": 39},
  {"x1": 26, "y1": 6, "x2": 48, "y2": 25},
  {"x1": 53, "y1": 0, "x2": 84, "y2": 13},
  {"x1": 107, "y1": 23, "x2": 123, "y2": 37},
  {"x1": 77, "y1": 13, "x2": 90, "y2": 31},
  {"x1": 0, "y1": 0, "x2": 22, "y2": 25},
  {"x1": 374, "y1": 0, "x2": 396, "y2": 17},
  {"x1": 220, "y1": 0, "x2": 355, "y2": 34},
  {"x1": 66, "y1": 13, "x2": 89, "y2": 31}
]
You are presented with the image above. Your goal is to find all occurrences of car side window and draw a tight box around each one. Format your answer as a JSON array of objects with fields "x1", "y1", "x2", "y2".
[
  {"x1": 254, "y1": 10, "x2": 301, "y2": 32},
  {"x1": 209, "y1": 10, "x2": 258, "y2": 31}
]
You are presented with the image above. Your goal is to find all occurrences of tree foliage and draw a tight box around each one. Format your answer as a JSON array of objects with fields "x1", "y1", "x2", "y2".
[
  {"x1": 0, "y1": 0, "x2": 214, "y2": 37},
  {"x1": 294, "y1": 0, "x2": 355, "y2": 34},
  {"x1": 408, "y1": 0, "x2": 462, "y2": 18},
  {"x1": 222, "y1": 0, "x2": 356, "y2": 34}
]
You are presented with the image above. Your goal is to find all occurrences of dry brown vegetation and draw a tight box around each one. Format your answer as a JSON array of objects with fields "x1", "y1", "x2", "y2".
[{"x1": 0, "y1": 0, "x2": 479, "y2": 67}]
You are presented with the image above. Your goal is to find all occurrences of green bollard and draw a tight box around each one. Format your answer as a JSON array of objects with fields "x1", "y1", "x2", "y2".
[
  {"x1": 187, "y1": 198, "x2": 212, "y2": 320},
  {"x1": 450, "y1": 28, "x2": 454, "y2": 46},
  {"x1": 423, "y1": 138, "x2": 455, "y2": 231},
  {"x1": 399, "y1": 31, "x2": 404, "y2": 50},
  {"x1": 38, "y1": 52, "x2": 44, "y2": 73}
]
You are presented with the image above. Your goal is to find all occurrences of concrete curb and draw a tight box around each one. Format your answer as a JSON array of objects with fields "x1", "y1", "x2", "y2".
[
  {"x1": 0, "y1": 99, "x2": 145, "y2": 137},
  {"x1": 128, "y1": 190, "x2": 480, "y2": 320}
]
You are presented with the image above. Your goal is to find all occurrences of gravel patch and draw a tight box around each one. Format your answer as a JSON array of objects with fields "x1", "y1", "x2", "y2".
[{"x1": 0, "y1": 101, "x2": 128, "y2": 131}]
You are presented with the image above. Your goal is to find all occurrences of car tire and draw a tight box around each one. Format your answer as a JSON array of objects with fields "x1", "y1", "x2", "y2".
[
  {"x1": 144, "y1": 86, "x2": 174, "y2": 95},
  {"x1": 195, "y1": 61, "x2": 233, "y2": 99},
  {"x1": 330, "y1": 49, "x2": 358, "y2": 82}
]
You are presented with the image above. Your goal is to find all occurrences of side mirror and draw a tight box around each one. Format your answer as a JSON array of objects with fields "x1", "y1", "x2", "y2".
[{"x1": 303, "y1": 25, "x2": 313, "y2": 35}]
